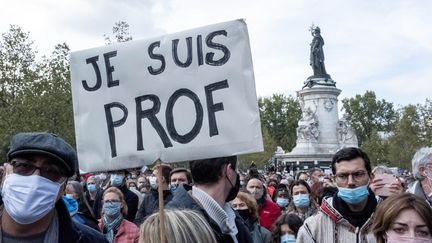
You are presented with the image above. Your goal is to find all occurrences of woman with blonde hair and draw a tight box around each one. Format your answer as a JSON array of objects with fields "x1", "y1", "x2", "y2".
[
  {"x1": 372, "y1": 192, "x2": 432, "y2": 243},
  {"x1": 99, "y1": 187, "x2": 139, "y2": 243},
  {"x1": 139, "y1": 209, "x2": 217, "y2": 243},
  {"x1": 231, "y1": 191, "x2": 271, "y2": 243}
]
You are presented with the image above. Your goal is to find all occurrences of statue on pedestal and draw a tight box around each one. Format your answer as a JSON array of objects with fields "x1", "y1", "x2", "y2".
[
  {"x1": 303, "y1": 25, "x2": 334, "y2": 89},
  {"x1": 310, "y1": 25, "x2": 328, "y2": 77}
]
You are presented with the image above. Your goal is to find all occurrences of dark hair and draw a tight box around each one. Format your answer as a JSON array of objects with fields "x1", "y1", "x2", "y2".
[
  {"x1": 287, "y1": 180, "x2": 318, "y2": 210},
  {"x1": 289, "y1": 180, "x2": 312, "y2": 195},
  {"x1": 316, "y1": 186, "x2": 338, "y2": 205},
  {"x1": 169, "y1": 168, "x2": 193, "y2": 184},
  {"x1": 331, "y1": 147, "x2": 371, "y2": 175},
  {"x1": 153, "y1": 164, "x2": 172, "y2": 184},
  {"x1": 190, "y1": 156, "x2": 237, "y2": 185},
  {"x1": 271, "y1": 213, "x2": 303, "y2": 241}
]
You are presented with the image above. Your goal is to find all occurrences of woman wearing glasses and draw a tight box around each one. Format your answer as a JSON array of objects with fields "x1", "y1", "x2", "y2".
[{"x1": 99, "y1": 187, "x2": 139, "y2": 243}]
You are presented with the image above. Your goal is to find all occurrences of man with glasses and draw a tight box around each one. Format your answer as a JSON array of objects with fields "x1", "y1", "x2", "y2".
[
  {"x1": 297, "y1": 147, "x2": 379, "y2": 242},
  {"x1": 0, "y1": 132, "x2": 108, "y2": 242}
]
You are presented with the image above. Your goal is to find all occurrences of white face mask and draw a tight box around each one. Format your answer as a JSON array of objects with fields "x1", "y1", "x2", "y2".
[
  {"x1": 149, "y1": 176, "x2": 158, "y2": 189},
  {"x1": 1, "y1": 174, "x2": 61, "y2": 224}
]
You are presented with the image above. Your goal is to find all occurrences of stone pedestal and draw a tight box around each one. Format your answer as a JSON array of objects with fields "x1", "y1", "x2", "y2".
[{"x1": 276, "y1": 78, "x2": 358, "y2": 171}]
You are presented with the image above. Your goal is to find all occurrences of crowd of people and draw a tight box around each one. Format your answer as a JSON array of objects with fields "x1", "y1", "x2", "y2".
[{"x1": 0, "y1": 132, "x2": 431, "y2": 242}]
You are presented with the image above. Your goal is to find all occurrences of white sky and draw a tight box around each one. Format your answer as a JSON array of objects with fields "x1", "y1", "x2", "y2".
[{"x1": 2, "y1": 0, "x2": 431, "y2": 108}]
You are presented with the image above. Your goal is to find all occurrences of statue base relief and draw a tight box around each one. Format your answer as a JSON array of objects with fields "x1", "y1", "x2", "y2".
[{"x1": 275, "y1": 80, "x2": 358, "y2": 172}]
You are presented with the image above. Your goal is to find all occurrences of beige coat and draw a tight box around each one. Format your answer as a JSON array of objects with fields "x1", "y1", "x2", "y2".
[{"x1": 297, "y1": 197, "x2": 377, "y2": 243}]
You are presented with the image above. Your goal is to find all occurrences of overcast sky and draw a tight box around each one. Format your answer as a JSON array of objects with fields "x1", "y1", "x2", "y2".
[{"x1": 2, "y1": 0, "x2": 431, "y2": 108}]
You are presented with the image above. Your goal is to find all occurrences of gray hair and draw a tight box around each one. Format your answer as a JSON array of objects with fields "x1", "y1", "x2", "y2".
[
  {"x1": 87, "y1": 175, "x2": 100, "y2": 186},
  {"x1": 372, "y1": 165, "x2": 393, "y2": 175},
  {"x1": 412, "y1": 147, "x2": 432, "y2": 180}
]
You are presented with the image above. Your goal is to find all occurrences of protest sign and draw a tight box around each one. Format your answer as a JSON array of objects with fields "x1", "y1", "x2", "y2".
[{"x1": 71, "y1": 19, "x2": 263, "y2": 172}]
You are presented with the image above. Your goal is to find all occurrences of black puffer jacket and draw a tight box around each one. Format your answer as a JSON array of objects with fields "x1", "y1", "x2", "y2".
[{"x1": 134, "y1": 188, "x2": 173, "y2": 225}]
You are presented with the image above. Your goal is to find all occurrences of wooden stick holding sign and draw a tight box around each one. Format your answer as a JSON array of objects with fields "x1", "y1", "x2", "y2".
[{"x1": 155, "y1": 159, "x2": 166, "y2": 243}]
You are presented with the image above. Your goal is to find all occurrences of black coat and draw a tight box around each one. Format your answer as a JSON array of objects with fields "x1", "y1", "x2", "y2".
[
  {"x1": 118, "y1": 185, "x2": 139, "y2": 222},
  {"x1": 85, "y1": 187, "x2": 104, "y2": 220},
  {"x1": 134, "y1": 188, "x2": 173, "y2": 225},
  {"x1": 166, "y1": 184, "x2": 253, "y2": 243}
]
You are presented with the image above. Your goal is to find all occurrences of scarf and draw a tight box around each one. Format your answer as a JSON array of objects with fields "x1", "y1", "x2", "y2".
[{"x1": 103, "y1": 214, "x2": 123, "y2": 243}]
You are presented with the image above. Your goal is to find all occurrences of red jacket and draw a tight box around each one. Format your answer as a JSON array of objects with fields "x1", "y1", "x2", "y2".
[
  {"x1": 98, "y1": 218, "x2": 139, "y2": 243},
  {"x1": 259, "y1": 199, "x2": 281, "y2": 230}
]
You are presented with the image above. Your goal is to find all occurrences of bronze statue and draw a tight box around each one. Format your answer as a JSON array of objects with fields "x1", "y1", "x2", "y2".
[{"x1": 310, "y1": 26, "x2": 328, "y2": 77}]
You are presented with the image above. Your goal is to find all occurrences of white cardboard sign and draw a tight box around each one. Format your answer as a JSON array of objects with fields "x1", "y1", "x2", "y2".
[{"x1": 71, "y1": 19, "x2": 263, "y2": 173}]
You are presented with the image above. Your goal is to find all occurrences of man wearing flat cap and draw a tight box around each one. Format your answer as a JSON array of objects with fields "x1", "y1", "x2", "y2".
[{"x1": 0, "y1": 132, "x2": 108, "y2": 242}]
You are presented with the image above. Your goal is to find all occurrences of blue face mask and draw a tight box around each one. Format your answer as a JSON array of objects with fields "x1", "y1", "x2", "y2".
[
  {"x1": 87, "y1": 184, "x2": 97, "y2": 192},
  {"x1": 293, "y1": 194, "x2": 310, "y2": 208},
  {"x1": 281, "y1": 233, "x2": 296, "y2": 243},
  {"x1": 276, "y1": 197, "x2": 289, "y2": 207},
  {"x1": 337, "y1": 185, "x2": 369, "y2": 205},
  {"x1": 170, "y1": 183, "x2": 177, "y2": 194},
  {"x1": 110, "y1": 174, "x2": 124, "y2": 187},
  {"x1": 103, "y1": 202, "x2": 121, "y2": 217}
]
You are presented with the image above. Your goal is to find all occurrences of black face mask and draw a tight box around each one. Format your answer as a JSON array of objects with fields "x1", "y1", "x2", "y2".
[
  {"x1": 236, "y1": 209, "x2": 250, "y2": 221},
  {"x1": 226, "y1": 172, "x2": 240, "y2": 202}
]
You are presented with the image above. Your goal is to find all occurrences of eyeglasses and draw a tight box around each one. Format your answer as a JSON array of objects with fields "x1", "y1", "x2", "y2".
[
  {"x1": 10, "y1": 160, "x2": 64, "y2": 182},
  {"x1": 335, "y1": 171, "x2": 368, "y2": 183}
]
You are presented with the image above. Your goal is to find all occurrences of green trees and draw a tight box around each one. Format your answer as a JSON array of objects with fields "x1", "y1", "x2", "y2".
[
  {"x1": 0, "y1": 26, "x2": 74, "y2": 159},
  {"x1": 258, "y1": 94, "x2": 301, "y2": 151},
  {"x1": 239, "y1": 94, "x2": 301, "y2": 169},
  {"x1": 342, "y1": 91, "x2": 430, "y2": 169},
  {"x1": 341, "y1": 91, "x2": 397, "y2": 146}
]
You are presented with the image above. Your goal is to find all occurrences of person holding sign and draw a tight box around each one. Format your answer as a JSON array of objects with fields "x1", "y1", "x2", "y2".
[
  {"x1": 134, "y1": 164, "x2": 174, "y2": 225},
  {"x1": 0, "y1": 132, "x2": 108, "y2": 242},
  {"x1": 167, "y1": 156, "x2": 252, "y2": 243}
]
